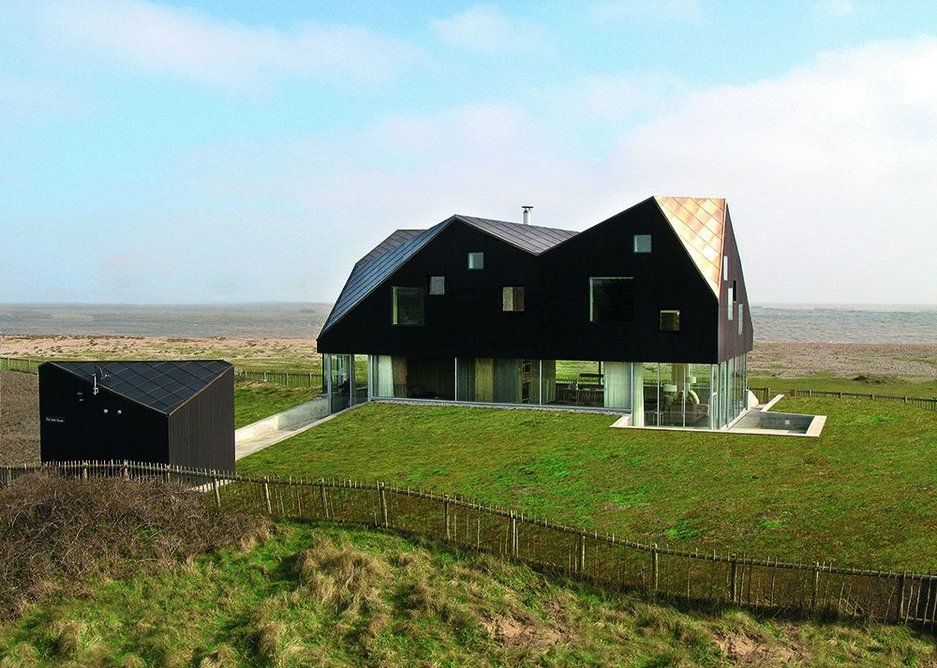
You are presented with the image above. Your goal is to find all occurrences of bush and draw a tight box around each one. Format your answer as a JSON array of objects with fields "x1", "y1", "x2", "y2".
[{"x1": 0, "y1": 470, "x2": 268, "y2": 618}]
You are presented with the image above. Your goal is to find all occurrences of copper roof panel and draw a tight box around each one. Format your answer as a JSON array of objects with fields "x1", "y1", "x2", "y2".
[{"x1": 654, "y1": 196, "x2": 726, "y2": 296}]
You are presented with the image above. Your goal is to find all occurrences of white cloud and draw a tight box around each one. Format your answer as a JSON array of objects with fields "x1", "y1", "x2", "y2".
[
  {"x1": 589, "y1": 0, "x2": 706, "y2": 23},
  {"x1": 53, "y1": 35, "x2": 937, "y2": 304},
  {"x1": 604, "y1": 37, "x2": 937, "y2": 303},
  {"x1": 431, "y1": 5, "x2": 549, "y2": 55},
  {"x1": 38, "y1": 0, "x2": 422, "y2": 92}
]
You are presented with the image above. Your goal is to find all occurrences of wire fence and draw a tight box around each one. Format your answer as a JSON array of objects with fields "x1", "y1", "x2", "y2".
[
  {"x1": 1, "y1": 459, "x2": 934, "y2": 628},
  {"x1": 749, "y1": 386, "x2": 936, "y2": 411}
]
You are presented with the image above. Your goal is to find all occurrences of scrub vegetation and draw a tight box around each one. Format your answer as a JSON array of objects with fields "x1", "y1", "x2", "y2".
[
  {"x1": 1, "y1": 518, "x2": 934, "y2": 667},
  {"x1": 239, "y1": 396, "x2": 937, "y2": 571}
]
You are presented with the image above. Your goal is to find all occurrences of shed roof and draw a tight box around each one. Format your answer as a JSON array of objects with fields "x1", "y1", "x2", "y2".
[{"x1": 46, "y1": 360, "x2": 231, "y2": 414}]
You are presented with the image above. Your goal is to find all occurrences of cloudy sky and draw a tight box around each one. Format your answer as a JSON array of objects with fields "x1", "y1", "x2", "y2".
[{"x1": 2, "y1": 0, "x2": 936, "y2": 304}]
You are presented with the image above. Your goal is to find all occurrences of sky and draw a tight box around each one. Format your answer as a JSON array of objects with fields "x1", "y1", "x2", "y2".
[{"x1": 1, "y1": 0, "x2": 936, "y2": 305}]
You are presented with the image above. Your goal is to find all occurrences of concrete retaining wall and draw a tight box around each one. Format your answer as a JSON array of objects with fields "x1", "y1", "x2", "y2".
[{"x1": 235, "y1": 396, "x2": 330, "y2": 442}]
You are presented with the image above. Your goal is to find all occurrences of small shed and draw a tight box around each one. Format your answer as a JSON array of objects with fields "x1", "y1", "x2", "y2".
[{"x1": 39, "y1": 360, "x2": 234, "y2": 471}]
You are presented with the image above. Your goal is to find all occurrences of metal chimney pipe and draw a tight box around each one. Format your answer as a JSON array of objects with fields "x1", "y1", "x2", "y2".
[{"x1": 522, "y1": 205, "x2": 533, "y2": 225}]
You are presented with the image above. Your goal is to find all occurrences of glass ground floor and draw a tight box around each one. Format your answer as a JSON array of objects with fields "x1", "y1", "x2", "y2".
[{"x1": 324, "y1": 354, "x2": 748, "y2": 430}]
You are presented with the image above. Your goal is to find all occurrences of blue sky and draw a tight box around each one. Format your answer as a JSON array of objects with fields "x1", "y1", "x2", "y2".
[{"x1": 2, "y1": 0, "x2": 936, "y2": 304}]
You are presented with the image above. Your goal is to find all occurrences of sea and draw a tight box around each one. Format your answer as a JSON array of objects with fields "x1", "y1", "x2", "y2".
[{"x1": 0, "y1": 303, "x2": 936, "y2": 345}]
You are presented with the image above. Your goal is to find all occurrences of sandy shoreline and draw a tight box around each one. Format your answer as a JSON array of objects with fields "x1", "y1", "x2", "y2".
[{"x1": 1, "y1": 336, "x2": 935, "y2": 379}]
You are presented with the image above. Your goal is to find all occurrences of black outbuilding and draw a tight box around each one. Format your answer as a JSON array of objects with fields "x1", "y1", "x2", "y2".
[{"x1": 39, "y1": 360, "x2": 234, "y2": 471}]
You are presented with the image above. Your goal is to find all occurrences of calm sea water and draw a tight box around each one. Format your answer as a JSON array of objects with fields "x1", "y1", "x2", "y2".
[{"x1": 1, "y1": 303, "x2": 935, "y2": 344}]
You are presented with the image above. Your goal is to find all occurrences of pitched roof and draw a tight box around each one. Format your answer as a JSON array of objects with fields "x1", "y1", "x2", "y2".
[
  {"x1": 47, "y1": 360, "x2": 231, "y2": 414},
  {"x1": 320, "y1": 215, "x2": 577, "y2": 333},
  {"x1": 654, "y1": 196, "x2": 726, "y2": 296}
]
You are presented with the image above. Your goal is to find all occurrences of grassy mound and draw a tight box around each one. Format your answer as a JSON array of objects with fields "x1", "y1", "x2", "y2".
[
  {"x1": 0, "y1": 471, "x2": 268, "y2": 618},
  {"x1": 0, "y1": 521, "x2": 933, "y2": 666}
]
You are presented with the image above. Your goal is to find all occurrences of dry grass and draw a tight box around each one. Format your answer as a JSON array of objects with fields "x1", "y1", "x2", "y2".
[
  {"x1": 0, "y1": 471, "x2": 269, "y2": 618},
  {"x1": 0, "y1": 371, "x2": 39, "y2": 466}
]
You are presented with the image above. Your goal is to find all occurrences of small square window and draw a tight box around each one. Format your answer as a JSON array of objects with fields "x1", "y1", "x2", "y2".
[
  {"x1": 633, "y1": 234, "x2": 652, "y2": 253},
  {"x1": 467, "y1": 252, "x2": 484, "y2": 270},
  {"x1": 502, "y1": 286, "x2": 525, "y2": 312},
  {"x1": 428, "y1": 276, "x2": 445, "y2": 295},
  {"x1": 660, "y1": 310, "x2": 680, "y2": 332}
]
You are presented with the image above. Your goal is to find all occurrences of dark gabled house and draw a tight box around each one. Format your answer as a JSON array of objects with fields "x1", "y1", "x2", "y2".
[
  {"x1": 39, "y1": 360, "x2": 234, "y2": 470},
  {"x1": 317, "y1": 196, "x2": 754, "y2": 430}
]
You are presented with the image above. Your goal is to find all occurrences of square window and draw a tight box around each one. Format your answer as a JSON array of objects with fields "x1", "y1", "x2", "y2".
[
  {"x1": 467, "y1": 252, "x2": 484, "y2": 270},
  {"x1": 660, "y1": 310, "x2": 680, "y2": 332},
  {"x1": 502, "y1": 286, "x2": 525, "y2": 312},
  {"x1": 633, "y1": 234, "x2": 652, "y2": 253},
  {"x1": 392, "y1": 287, "x2": 424, "y2": 326},
  {"x1": 428, "y1": 275, "x2": 445, "y2": 295},
  {"x1": 589, "y1": 277, "x2": 634, "y2": 323}
]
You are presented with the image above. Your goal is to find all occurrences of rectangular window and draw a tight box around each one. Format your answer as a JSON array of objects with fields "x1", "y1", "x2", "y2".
[
  {"x1": 467, "y1": 252, "x2": 484, "y2": 270},
  {"x1": 732, "y1": 280, "x2": 737, "y2": 302},
  {"x1": 633, "y1": 234, "x2": 652, "y2": 253},
  {"x1": 738, "y1": 304, "x2": 744, "y2": 335},
  {"x1": 428, "y1": 276, "x2": 445, "y2": 295},
  {"x1": 723, "y1": 256, "x2": 729, "y2": 281},
  {"x1": 392, "y1": 287, "x2": 424, "y2": 326},
  {"x1": 589, "y1": 277, "x2": 634, "y2": 323},
  {"x1": 659, "y1": 310, "x2": 680, "y2": 331},
  {"x1": 727, "y1": 286, "x2": 734, "y2": 320},
  {"x1": 502, "y1": 286, "x2": 525, "y2": 312}
]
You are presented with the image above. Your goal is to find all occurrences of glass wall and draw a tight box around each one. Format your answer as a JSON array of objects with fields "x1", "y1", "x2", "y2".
[{"x1": 372, "y1": 356, "x2": 454, "y2": 400}]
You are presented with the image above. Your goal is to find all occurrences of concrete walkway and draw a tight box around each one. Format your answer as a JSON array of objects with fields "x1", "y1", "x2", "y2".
[{"x1": 234, "y1": 396, "x2": 332, "y2": 460}]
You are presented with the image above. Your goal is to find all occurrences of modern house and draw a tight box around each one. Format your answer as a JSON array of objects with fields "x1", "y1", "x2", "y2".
[
  {"x1": 39, "y1": 360, "x2": 235, "y2": 470},
  {"x1": 317, "y1": 196, "x2": 753, "y2": 430}
]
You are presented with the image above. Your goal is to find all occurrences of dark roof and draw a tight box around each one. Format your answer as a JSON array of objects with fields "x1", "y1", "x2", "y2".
[
  {"x1": 455, "y1": 215, "x2": 578, "y2": 254},
  {"x1": 320, "y1": 215, "x2": 577, "y2": 334},
  {"x1": 46, "y1": 360, "x2": 231, "y2": 414}
]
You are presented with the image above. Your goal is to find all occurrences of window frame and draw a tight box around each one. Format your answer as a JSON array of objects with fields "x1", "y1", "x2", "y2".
[
  {"x1": 589, "y1": 277, "x2": 634, "y2": 323},
  {"x1": 467, "y1": 252, "x2": 485, "y2": 270},
  {"x1": 428, "y1": 275, "x2": 446, "y2": 296},
  {"x1": 391, "y1": 286, "x2": 425, "y2": 326},
  {"x1": 633, "y1": 234, "x2": 652, "y2": 254},
  {"x1": 501, "y1": 286, "x2": 525, "y2": 312},
  {"x1": 659, "y1": 309, "x2": 681, "y2": 332}
]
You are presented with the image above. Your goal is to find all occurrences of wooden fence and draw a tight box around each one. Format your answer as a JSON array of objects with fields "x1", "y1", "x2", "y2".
[
  {"x1": 2, "y1": 460, "x2": 935, "y2": 628},
  {"x1": 233, "y1": 368, "x2": 320, "y2": 389},
  {"x1": 750, "y1": 386, "x2": 936, "y2": 412}
]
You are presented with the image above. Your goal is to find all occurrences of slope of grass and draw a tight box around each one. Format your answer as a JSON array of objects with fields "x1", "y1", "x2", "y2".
[
  {"x1": 234, "y1": 380, "x2": 320, "y2": 428},
  {"x1": 239, "y1": 398, "x2": 937, "y2": 570},
  {"x1": 1, "y1": 520, "x2": 933, "y2": 667}
]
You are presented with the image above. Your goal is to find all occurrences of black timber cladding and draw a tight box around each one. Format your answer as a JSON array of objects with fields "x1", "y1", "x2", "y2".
[
  {"x1": 318, "y1": 197, "x2": 754, "y2": 364},
  {"x1": 39, "y1": 360, "x2": 234, "y2": 471}
]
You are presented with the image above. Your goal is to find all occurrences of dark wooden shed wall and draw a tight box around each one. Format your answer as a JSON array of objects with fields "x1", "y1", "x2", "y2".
[
  {"x1": 39, "y1": 365, "x2": 168, "y2": 464},
  {"x1": 39, "y1": 363, "x2": 234, "y2": 471},
  {"x1": 168, "y1": 367, "x2": 235, "y2": 472}
]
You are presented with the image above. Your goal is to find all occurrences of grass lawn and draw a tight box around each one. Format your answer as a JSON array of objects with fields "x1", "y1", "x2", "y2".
[
  {"x1": 1, "y1": 521, "x2": 932, "y2": 667},
  {"x1": 239, "y1": 397, "x2": 937, "y2": 571},
  {"x1": 234, "y1": 381, "x2": 320, "y2": 429}
]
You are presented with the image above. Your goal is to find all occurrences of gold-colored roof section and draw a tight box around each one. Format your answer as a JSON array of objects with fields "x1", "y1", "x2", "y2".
[{"x1": 654, "y1": 196, "x2": 726, "y2": 296}]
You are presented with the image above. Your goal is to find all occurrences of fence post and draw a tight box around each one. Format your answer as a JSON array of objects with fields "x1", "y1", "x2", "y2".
[
  {"x1": 812, "y1": 562, "x2": 820, "y2": 611},
  {"x1": 212, "y1": 477, "x2": 221, "y2": 508},
  {"x1": 652, "y1": 543, "x2": 660, "y2": 594},
  {"x1": 509, "y1": 511, "x2": 518, "y2": 558},
  {"x1": 729, "y1": 553, "x2": 738, "y2": 603},
  {"x1": 899, "y1": 572, "x2": 907, "y2": 622},
  {"x1": 444, "y1": 495, "x2": 451, "y2": 539},
  {"x1": 121, "y1": 460, "x2": 129, "y2": 480},
  {"x1": 263, "y1": 480, "x2": 272, "y2": 515},
  {"x1": 579, "y1": 531, "x2": 586, "y2": 577},
  {"x1": 319, "y1": 478, "x2": 329, "y2": 519},
  {"x1": 378, "y1": 482, "x2": 388, "y2": 529}
]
